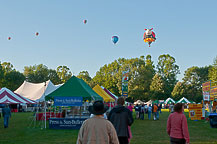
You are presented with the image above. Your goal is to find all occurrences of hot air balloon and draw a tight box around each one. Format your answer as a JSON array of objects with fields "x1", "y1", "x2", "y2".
[
  {"x1": 143, "y1": 28, "x2": 156, "y2": 47},
  {"x1": 36, "y1": 32, "x2": 39, "y2": 36},
  {"x1": 112, "y1": 36, "x2": 119, "y2": 44},
  {"x1": 83, "y1": 20, "x2": 87, "y2": 24},
  {"x1": 8, "y1": 37, "x2": 11, "y2": 40}
]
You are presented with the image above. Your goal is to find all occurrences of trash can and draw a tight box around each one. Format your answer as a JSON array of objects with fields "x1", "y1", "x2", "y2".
[{"x1": 209, "y1": 113, "x2": 217, "y2": 128}]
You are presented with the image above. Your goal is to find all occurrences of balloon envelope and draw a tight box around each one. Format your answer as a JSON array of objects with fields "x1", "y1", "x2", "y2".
[
  {"x1": 36, "y1": 32, "x2": 39, "y2": 36},
  {"x1": 8, "y1": 37, "x2": 11, "y2": 40},
  {"x1": 83, "y1": 20, "x2": 87, "y2": 24},
  {"x1": 112, "y1": 36, "x2": 118, "y2": 44}
]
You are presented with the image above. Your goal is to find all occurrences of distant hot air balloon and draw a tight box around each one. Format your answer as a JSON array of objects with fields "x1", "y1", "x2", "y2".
[
  {"x1": 83, "y1": 20, "x2": 87, "y2": 24},
  {"x1": 112, "y1": 36, "x2": 119, "y2": 44},
  {"x1": 143, "y1": 28, "x2": 156, "y2": 47},
  {"x1": 36, "y1": 32, "x2": 39, "y2": 36},
  {"x1": 8, "y1": 37, "x2": 11, "y2": 40}
]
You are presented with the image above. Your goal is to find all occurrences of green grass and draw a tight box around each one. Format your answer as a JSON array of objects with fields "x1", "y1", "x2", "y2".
[{"x1": 0, "y1": 112, "x2": 216, "y2": 144}]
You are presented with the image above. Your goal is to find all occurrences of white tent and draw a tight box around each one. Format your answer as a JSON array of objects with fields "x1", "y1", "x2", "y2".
[
  {"x1": 14, "y1": 80, "x2": 62, "y2": 102},
  {"x1": 177, "y1": 97, "x2": 191, "y2": 104},
  {"x1": 134, "y1": 100, "x2": 144, "y2": 105},
  {"x1": 164, "y1": 98, "x2": 176, "y2": 104},
  {"x1": 145, "y1": 100, "x2": 152, "y2": 106}
]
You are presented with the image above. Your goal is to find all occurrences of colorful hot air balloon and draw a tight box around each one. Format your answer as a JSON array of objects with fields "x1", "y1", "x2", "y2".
[
  {"x1": 83, "y1": 20, "x2": 87, "y2": 24},
  {"x1": 112, "y1": 36, "x2": 119, "y2": 44},
  {"x1": 36, "y1": 32, "x2": 39, "y2": 36},
  {"x1": 143, "y1": 28, "x2": 156, "y2": 47},
  {"x1": 8, "y1": 37, "x2": 11, "y2": 40}
]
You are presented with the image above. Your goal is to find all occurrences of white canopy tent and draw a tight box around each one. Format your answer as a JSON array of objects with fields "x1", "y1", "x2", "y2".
[
  {"x1": 164, "y1": 98, "x2": 176, "y2": 104},
  {"x1": 134, "y1": 100, "x2": 144, "y2": 105},
  {"x1": 14, "y1": 80, "x2": 62, "y2": 102},
  {"x1": 145, "y1": 100, "x2": 152, "y2": 106},
  {"x1": 177, "y1": 97, "x2": 191, "y2": 104}
]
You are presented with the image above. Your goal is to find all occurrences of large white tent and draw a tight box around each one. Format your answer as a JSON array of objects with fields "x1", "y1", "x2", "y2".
[{"x1": 14, "y1": 80, "x2": 62, "y2": 102}]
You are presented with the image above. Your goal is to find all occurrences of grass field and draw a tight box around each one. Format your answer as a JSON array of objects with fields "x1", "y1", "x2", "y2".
[{"x1": 0, "y1": 112, "x2": 216, "y2": 144}]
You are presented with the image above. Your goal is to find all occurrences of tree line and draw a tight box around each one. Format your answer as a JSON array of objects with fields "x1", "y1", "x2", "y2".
[{"x1": 0, "y1": 54, "x2": 216, "y2": 103}]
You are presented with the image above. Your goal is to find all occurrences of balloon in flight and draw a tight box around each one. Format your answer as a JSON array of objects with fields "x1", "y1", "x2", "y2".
[
  {"x1": 112, "y1": 36, "x2": 119, "y2": 44},
  {"x1": 143, "y1": 28, "x2": 156, "y2": 47}
]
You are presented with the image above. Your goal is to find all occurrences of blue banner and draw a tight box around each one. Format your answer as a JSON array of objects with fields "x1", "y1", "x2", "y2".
[
  {"x1": 54, "y1": 97, "x2": 83, "y2": 106},
  {"x1": 49, "y1": 118, "x2": 87, "y2": 129}
]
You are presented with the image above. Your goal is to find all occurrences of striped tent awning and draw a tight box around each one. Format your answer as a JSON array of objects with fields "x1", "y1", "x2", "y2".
[
  {"x1": 101, "y1": 86, "x2": 118, "y2": 100},
  {"x1": 0, "y1": 87, "x2": 36, "y2": 104}
]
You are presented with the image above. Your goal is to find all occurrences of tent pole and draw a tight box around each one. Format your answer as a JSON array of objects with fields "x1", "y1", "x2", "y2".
[
  {"x1": 55, "y1": 106, "x2": 56, "y2": 118},
  {"x1": 109, "y1": 101, "x2": 111, "y2": 111},
  {"x1": 44, "y1": 82, "x2": 47, "y2": 129},
  {"x1": 44, "y1": 101, "x2": 46, "y2": 129},
  {"x1": 80, "y1": 106, "x2": 81, "y2": 118}
]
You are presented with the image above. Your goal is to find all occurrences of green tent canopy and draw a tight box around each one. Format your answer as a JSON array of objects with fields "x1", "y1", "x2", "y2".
[
  {"x1": 153, "y1": 100, "x2": 159, "y2": 104},
  {"x1": 46, "y1": 76, "x2": 103, "y2": 101}
]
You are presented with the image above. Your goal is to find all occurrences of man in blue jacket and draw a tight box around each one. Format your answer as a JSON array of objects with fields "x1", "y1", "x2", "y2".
[
  {"x1": 2, "y1": 104, "x2": 11, "y2": 128},
  {"x1": 108, "y1": 97, "x2": 134, "y2": 144}
]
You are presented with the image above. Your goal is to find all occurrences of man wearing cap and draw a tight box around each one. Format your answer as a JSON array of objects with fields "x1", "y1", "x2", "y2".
[
  {"x1": 108, "y1": 97, "x2": 134, "y2": 144},
  {"x1": 77, "y1": 100, "x2": 119, "y2": 144}
]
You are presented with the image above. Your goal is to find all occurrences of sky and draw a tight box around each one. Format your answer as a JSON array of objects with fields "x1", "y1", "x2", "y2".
[{"x1": 0, "y1": 0, "x2": 217, "y2": 80}]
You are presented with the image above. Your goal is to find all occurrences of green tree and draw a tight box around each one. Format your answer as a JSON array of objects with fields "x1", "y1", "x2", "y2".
[
  {"x1": 171, "y1": 82, "x2": 186, "y2": 101},
  {"x1": 2, "y1": 70, "x2": 25, "y2": 91},
  {"x1": 209, "y1": 56, "x2": 217, "y2": 85},
  {"x1": 156, "y1": 54, "x2": 180, "y2": 97},
  {"x1": 24, "y1": 64, "x2": 49, "y2": 83},
  {"x1": 56, "y1": 66, "x2": 72, "y2": 83},
  {"x1": 77, "y1": 71, "x2": 95, "y2": 87},
  {"x1": 0, "y1": 62, "x2": 5, "y2": 88},
  {"x1": 128, "y1": 55, "x2": 155, "y2": 100},
  {"x1": 93, "y1": 60, "x2": 121, "y2": 95},
  {"x1": 0, "y1": 62, "x2": 25, "y2": 90},
  {"x1": 48, "y1": 69, "x2": 62, "y2": 85},
  {"x1": 182, "y1": 66, "x2": 211, "y2": 102},
  {"x1": 93, "y1": 55, "x2": 155, "y2": 100},
  {"x1": 1, "y1": 62, "x2": 14, "y2": 73},
  {"x1": 150, "y1": 73, "x2": 165, "y2": 100}
]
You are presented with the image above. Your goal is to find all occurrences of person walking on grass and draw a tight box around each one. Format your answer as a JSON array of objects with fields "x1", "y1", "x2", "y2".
[
  {"x1": 2, "y1": 104, "x2": 11, "y2": 128},
  {"x1": 108, "y1": 97, "x2": 134, "y2": 144},
  {"x1": 127, "y1": 103, "x2": 133, "y2": 115},
  {"x1": 140, "y1": 104, "x2": 145, "y2": 120},
  {"x1": 167, "y1": 103, "x2": 190, "y2": 144},
  {"x1": 153, "y1": 103, "x2": 158, "y2": 120},
  {"x1": 134, "y1": 104, "x2": 139, "y2": 119},
  {"x1": 147, "y1": 104, "x2": 152, "y2": 120},
  {"x1": 77, "y1": 100, "x2": 119, "y2": 144}
]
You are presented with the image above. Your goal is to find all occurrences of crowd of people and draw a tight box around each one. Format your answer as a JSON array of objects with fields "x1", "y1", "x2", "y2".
[
  {"x1": 77, "y1": 97, "x2": 133, "y2": 144},
  {"x1": 76, "y1": 98, "x2": 190, "y2": 144},
  {"x1": 0, "y1": 98, "x2": 190, "y2": 144},
  {"x1": 134, "y1": 103, "x2": 162, "y2": 120}
]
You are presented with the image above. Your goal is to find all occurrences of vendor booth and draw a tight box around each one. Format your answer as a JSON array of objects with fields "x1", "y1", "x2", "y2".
[{"x1": 46, "y1": 76, "x2": 103, "y2": 129}]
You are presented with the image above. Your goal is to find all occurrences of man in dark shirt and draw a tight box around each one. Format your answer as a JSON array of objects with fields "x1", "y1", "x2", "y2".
[{"x1": 108, "y1": 97, "x2": 134, "y2": 144}]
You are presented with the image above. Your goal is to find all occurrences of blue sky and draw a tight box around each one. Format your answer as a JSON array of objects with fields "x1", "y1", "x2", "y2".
[{"x1": 0, "y1": 0, "x2": 217, "y2": 80}]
